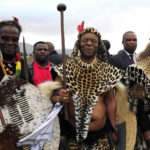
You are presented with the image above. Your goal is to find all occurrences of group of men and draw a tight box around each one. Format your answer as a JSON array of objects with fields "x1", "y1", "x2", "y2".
[
  {"x1": 0, "y1": 18, "x2": 62, "y2": 83},
  {"x1": 0, "y1": 17, "x2": 149, "y2": 150}
]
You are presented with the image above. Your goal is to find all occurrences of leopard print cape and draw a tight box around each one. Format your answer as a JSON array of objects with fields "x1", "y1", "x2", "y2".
[
  {"x1": 53, "y1": 57, "x2": 122, "y2": 141},
  {"x1": 124, "y1": 61, "x2": 150, "y2": 114},
  {"x1": 136, "y1": 55, "x2": 150, "y2": 79},
  {"x1": 124, "y1": 58, "x2": 150, "y2": 150}
]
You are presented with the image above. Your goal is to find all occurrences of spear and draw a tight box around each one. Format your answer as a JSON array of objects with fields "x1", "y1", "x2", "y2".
[
  {"x1": 0, "y1": 110, "x2": 5, "y2": 126},
  {"x1": 23, "y1": 37, "x2": 29, "y2": 82},
  {"x1": 57, "y1": 3, "x2": 68, "y2": 120},
  {"x1": 0, "y1": 50, "x2": 6, "y2": 126},
  {"x1": 0, "y1": 50, "x2": 7, "y2": 75}
]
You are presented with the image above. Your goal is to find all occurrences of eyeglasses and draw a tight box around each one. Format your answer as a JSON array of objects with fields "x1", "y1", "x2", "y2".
[{"x1": 1, "y1": 35, "x2": 19, "y2": 42}]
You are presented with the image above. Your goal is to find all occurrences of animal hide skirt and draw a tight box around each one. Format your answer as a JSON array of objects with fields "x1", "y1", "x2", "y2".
[{"x1": 59, "y1": 119, "x2": 113, "y2": 150}]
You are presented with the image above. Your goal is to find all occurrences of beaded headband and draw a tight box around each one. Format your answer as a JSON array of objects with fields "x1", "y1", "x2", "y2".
[{"x1": 0, "y1": 17, "x2": 22, "y2": 33}]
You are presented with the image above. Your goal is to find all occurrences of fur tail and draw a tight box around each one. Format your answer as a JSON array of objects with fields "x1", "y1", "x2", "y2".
[
  {"x1": 115, "y1": 82, "x2": 137, "y2": 150},
  {"x1": 37, "y1": 81, "x2": 63, "y2": 98}
]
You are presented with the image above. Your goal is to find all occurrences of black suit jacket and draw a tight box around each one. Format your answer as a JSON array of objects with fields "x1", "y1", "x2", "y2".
[{"x1": 108, "y1": 50, "x2": 131, "y2": 70}]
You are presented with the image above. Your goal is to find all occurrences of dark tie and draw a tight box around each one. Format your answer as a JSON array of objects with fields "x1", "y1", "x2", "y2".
[{"x1": 129, "y1": 54, "x2": 135, "y2": 64}]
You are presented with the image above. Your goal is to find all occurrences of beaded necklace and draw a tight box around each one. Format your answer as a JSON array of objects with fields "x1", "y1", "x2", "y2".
[{"x1": 3, "y1": 52, "x2": 21, "y2": 77}]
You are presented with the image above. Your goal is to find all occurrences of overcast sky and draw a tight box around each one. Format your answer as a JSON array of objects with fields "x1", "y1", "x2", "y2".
[{"x1": 1, "y1": 0, "x2": 150, "y2": 54}]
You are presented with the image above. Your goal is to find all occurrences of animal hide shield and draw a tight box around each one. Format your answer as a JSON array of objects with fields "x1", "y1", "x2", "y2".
[{"x1": 0, "y1": 75, "x2": 60, "y2": 150}]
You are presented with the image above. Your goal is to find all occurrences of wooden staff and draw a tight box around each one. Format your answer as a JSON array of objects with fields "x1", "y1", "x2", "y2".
[
  {"x1": 57, "y1": 3, "x2": 68, "y2": 120},
  {"x1": 23, "y1": 37, "x2": 29, "y2": 82},
  {"x1": 57, "y1": 4, "x2": 67, "y2": 87}
]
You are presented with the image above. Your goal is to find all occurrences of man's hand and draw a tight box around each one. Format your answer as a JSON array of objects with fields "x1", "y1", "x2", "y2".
[
  {"x1": 143, "y1": 130, "x2": 150, "y2": 146},
  {"x1": 58, "y1": 88, "x2": 70, "y2": 103}
]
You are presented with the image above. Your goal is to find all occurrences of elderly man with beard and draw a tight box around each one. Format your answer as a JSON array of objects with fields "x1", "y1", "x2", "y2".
[
  {"x1": 51, "y1": 26, "x2": 122, "y2": 150},
  {"x1": 0, "y1": 18, "x2": 32, "y2": 83}
]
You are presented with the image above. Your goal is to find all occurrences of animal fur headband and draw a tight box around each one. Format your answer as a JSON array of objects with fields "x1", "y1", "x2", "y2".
[{"x1": 72, "y1": 21, "x2": 107, "y2": 61}]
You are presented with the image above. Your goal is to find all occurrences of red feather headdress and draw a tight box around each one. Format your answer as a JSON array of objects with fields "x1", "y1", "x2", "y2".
[
  {"x1": 13, "y1": 16, "x2": 19, "y2": 23},
  {"x1": 77, "y1": 21, "x2": 84, "y2": 33}
]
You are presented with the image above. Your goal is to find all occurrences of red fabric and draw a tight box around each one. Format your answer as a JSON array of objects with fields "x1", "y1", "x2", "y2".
[
  {"x1": 33, "y1": 61, "x2": 53, "y2": 86},
  {"x1": 129, "y1": 54, "x2": 135, "y2": 64},
  {"x1": 15, "y1": 52, "x2": 21, "y2": 61}
]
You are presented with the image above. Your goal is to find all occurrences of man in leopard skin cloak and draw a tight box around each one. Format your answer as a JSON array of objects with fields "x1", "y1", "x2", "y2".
[
  {"x1": 125, "y1": 42, "x2": 150, "y2": 149},
  {"x1": 51, "y1": 24, "x2": 123, "y2": 150}
]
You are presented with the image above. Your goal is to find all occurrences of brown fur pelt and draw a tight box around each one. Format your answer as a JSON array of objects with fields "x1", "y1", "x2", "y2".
[
  {"x1": 135, "y1": 55, "x2": 150, "y2": 79},
  {"x1": 135, "y1": 42, "x2": 150, "y2": 78},
  {"x1": 115, "y1": 82, "x2": 137, "y2": 150},
  {"x1": 37, "y1": 81, "x2": 62, "y2": 98},
  {"x1": 0, "y1": 124, "x2": 22, "y2": 150},
  {"x1": 115, "y1": 82, "x2": 130, "y2": 120},
  {"x1": 136, "y1": 42, "x2": 150, "y2": 62}
]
